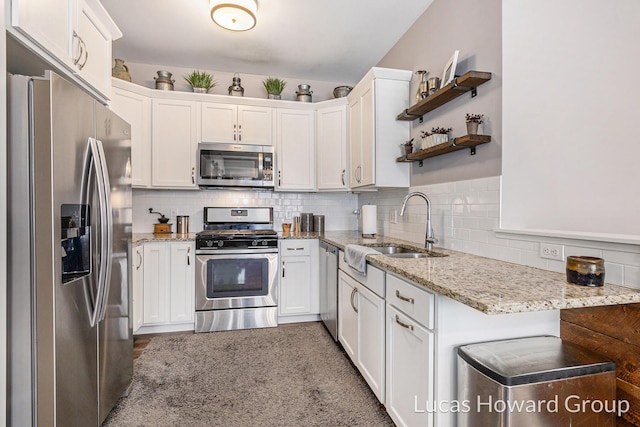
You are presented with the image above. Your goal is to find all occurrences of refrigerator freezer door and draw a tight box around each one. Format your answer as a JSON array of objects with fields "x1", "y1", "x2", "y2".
[
  {"x1": 95, "y1": 103, "x2": 133, "y2": 423},
  {"x1": 35, "y1": 73, "x2": 99, "y2": 425}
]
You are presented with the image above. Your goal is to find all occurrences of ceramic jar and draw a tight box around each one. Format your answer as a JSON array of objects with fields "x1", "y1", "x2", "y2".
[{"x1": 112, "y1": 59, "x2": 131, "y2": 82}]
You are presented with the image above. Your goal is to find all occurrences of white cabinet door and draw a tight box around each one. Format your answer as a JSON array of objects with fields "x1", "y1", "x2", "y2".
[
  {"x1": 72, "y1": 0, "x2": 111, "y2": 98},
  {"x1": 142, "y1": 243, "x2": 169, "y2": 324},
  {"x1": 201, "y1": 103, "x2": 237, "y2": 143},
  {"x1": 278, "y1": 239, "x2": 319, "y2": 317},
  {"x1": 357, "y1": 282, "x2": 386, "y2": 403},
  {"x1": 132, "y1": 244, "x2": 144, "y2": 333},
  {"x1": 275, "y1": 108, "x2": 315, "y2": 191},
  {"x1": 359, "y1": 85, "x2": 375, "y2": 187},
  {"x1": 348, "y1": 97, "x2": 362, "y2": 188},
  {"x1": 386, "y1": 304, "x2": 434, "y2": 427},
  {"x1": 201, "y1": 103, "x2": 272, "y2": 145},
  {"x1": 238, "y1": 105, "x2": 272, "y2": 146},
  {"x1": 279, "y1": 256, "x2": 312, "y2": 315},
  {"x1": 169, "y1": 242, "x2": 195, "y2": 323},
  {"x1": 11, "y1": 0, "x2": 72, "y2": 69},
  {"x1": 111, "y1": 86, "x2": 151, "y2": 187},
  {"x1": 347, "y1": 68, "x2": 411, "y2": 189},
  {"x1": 317, "y1": 104, "x2": 348, "y2": 190},
  {"x1": 151, "y1": 99, "x2": 198, "y2": 188},
  {"x1": 338, "y1": 271, "x2": 358, "y2": 360}
]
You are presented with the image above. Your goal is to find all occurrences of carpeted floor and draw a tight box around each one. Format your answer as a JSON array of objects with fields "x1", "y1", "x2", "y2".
[{"x1": 103, "y1": 322, "x2": 395, "y2": 426}]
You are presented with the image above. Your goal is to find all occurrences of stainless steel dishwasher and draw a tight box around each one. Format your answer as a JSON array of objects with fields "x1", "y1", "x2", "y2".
[{"x1": 319, "y1": 241, "x2": 339, "y2": 341}]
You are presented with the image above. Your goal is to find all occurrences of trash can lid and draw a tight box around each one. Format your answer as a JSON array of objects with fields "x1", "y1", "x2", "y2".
[{"x1": 457, "y1": 336, "x2": 616, "y2": 386}]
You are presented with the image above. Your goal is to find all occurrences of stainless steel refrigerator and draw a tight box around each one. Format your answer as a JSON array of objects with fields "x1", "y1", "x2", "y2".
[{"x1": 7, "y1": 71, "x2": 133, "y2": 426}]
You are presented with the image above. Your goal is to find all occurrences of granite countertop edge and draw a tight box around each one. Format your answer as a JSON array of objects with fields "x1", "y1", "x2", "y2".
[{"x1": 133, "y1": 230, "x2": 640, "y2": 315}]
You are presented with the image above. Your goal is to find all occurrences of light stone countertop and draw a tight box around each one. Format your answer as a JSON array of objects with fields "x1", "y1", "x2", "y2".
[
  {"x1": 133, "y1": 230, "x2": 640, "y2": 314},
  {"x1": 316, "y1": 231, "x2": 640, "y2": 315},
  {"x1": 133, "y1": 233, "x2": 197, "y2": 244}
]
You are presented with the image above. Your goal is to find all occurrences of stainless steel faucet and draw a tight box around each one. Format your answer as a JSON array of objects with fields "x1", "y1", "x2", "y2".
[{"x1": 400, "y1": 192, "x2": 438, "y2": 250}]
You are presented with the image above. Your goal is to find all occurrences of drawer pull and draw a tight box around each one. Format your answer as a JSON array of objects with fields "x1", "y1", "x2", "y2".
[
  {"x1": 287, "y1": 247, "x2": 304, "y2": 251},
  {"x1": 395, "y1": 290, "x2": 415, "y2": 304},
  {"x1": 395, "y1": 315, "x2": 414, "y2": 331}
]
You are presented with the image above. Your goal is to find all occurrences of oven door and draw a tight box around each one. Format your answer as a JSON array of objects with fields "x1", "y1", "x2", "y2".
[{"x1": 195, "y1": 250, "x2": 278, "y2": 310}]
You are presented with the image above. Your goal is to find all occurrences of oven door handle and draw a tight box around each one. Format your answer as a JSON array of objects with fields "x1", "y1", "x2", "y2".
[{"x1": 282, "y1": 260, "x2": 285, "y2": 278}]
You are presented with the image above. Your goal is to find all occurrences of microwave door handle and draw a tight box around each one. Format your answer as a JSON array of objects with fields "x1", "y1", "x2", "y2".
[
  {"x1": 258, "y1": 151, "x2": 264, "y2": 180},
  {"x1": 94, "y1": 139, "x2": 113, "y2": 323}
]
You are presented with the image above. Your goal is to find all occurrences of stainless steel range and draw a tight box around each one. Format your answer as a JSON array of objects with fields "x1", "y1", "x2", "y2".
[{"x1": 195, "y1": 207, "x2": 279, "y2": 333}]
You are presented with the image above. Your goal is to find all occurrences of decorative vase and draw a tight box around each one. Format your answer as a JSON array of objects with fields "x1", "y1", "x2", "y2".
[
  {"x1": 268, "y1": 94, "x2": 281, "y2": 100},
  {"x1": 466, "y1": 122, "x2": 479, "y2": 135},
  {"x1": 112, "y1": 58, "x2": 131, "y2": 82},
  {"x1": 192, "y1": 87, "x2": 208, "y2": 94},
  {"x1": 228, "y1": 73, "x2": 244, "y2": 97}
]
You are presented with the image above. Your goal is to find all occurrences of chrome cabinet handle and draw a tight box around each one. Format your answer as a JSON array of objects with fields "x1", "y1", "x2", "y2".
[
  {"x1": 78, "y1": 38, "x2": 88, "y2": 70},
  {"x1": 395, "y1": 315, "x2": 414, "y2": 331},
  {"x1": 350, "y1": 287, "x2": 358, "y2": 313},
  {"x1": 238, "y1": 124, "x2": 242, "y2": 141},
  {"x1": 233, "y1": 124, "x2": 237, "y2": 141},
  {"x1": 395, "y1": 290, "x2": 415, "y2": 304},
  {"x1": 191, "y1": 167, "x2": 195, "y2": 184},
  {"x1": 136, "y1": 250, "x2": 142, "y2": 270},
  {"x1": 286, "y1": 247, "x2": 304, "y2": 251},
  {"x1": 278, "y1": 170, "x2": 281, "y2": 187},
  {"x1": 187, "y1": 246, "x2": 191, "y2": 266},
  {"x1": 341, "y1": 169, "x2": 345, "y2": 186},
  {"x1": 72, "y1": 31, "x2": 84, "y2": 65}
]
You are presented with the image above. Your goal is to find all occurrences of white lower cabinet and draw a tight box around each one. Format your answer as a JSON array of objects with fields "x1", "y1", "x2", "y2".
[
  {"x1": 132, "y1": 243, "x2": 144, "y2": 333},
  {"x1": 278, "y1": 239, "x2": 319, "y2": 318},
  {"x1": 137, "y1": 241, "x2": 195, "y2": 334},
  {"x1": 338, "y1": 268, "x2": 386, "y2": 403},
  {"x1": 384, "y1": 273, "x2": 437, "y2": 427}
]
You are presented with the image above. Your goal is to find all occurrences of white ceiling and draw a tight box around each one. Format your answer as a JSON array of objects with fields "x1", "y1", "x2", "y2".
[{"x1": 101, "y1": 0, "x2": 434, "y2": 85}]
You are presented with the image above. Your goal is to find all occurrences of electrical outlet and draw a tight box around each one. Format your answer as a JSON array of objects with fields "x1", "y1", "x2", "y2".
[
  {"x1": 540, "y1": 243, "x2": 564, "y2": 261},
  {"x1": 390, "y1": 209, "x2": 398, "y2": 224}
]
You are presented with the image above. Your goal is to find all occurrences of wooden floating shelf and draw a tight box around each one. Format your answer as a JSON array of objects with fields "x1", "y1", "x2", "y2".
[
  {"x1": 396, "y1": 134, "x2": 491, "y2": 162},
  {"x1": 397, "y1": 71, "x2": 492, "y2": 121}
]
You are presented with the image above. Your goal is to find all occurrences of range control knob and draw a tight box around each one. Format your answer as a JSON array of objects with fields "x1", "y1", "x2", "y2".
[
  {"x1": 217, "y1": 240, "x2": 224, "y2": 247},
  {"x1": 262, "y1": 240, "x2": 268, "y2": 245},
  {"x1": 252, "y1": 240, "x2": 258, "y2": 246},
  {"x1": 206, "y1": 240, "x2": 213, "y2": 247}
]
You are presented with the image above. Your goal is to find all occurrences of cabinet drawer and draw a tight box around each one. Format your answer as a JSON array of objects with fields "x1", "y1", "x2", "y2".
[
  {"x1": 386, "y1": 273, "x2": 434, "y2": 330},
  {"x1": 339, "y1": 251, "x2": 385, "y2": 298},
  {"x1": 280, "y1": 240, "x2": 311, "y2": 256}
]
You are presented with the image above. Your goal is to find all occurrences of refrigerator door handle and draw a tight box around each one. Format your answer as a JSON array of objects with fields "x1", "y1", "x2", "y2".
[
  {"x1": 82, "y1": 138, "x2": 113, "y2": 327},
  {"x1": 94, "y1": 138, "x2": 113, "y2": 323}
]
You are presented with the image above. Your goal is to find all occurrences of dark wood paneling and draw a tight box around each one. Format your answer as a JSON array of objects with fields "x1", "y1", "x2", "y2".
[
  {"x1": 562, "y1": 304, "x2": 640, "y2": 427},
  {"x1": 561, "y1": 304, "x2": 640, "y2": 346}
]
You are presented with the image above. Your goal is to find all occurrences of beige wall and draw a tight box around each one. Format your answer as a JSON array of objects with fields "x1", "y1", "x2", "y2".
[
  {"x1": 376, "y1": 0, "x2": 502, "y2": 186},
  {"x1": 1, "y1": 0, "x2": 8, "y2": 422}
]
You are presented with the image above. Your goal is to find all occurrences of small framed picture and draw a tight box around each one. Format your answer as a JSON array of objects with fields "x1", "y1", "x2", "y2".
[{"x1": 441, "y1": 50, "x2": 460, "y2": 87}]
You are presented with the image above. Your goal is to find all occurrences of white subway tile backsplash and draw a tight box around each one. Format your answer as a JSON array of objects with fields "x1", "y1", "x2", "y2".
[{"x1": 358, "y1": 175, "x2": 639, "y2": 291}]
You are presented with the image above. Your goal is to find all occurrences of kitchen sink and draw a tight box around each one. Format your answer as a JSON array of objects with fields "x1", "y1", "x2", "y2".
[{"x1": 365, "y1": 245, "x2": 447, "y2": 259}]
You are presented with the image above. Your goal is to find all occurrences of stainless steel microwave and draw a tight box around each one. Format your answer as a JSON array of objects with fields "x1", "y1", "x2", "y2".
[{"x1": 197, "y1": 143, "x2": 274, "y2": 189}]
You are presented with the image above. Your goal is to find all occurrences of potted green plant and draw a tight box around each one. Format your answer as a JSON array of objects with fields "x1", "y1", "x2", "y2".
[
  {"x1": 184, "y1": 70, "x2": 216, "y2": 93},
  {"x1": 263, "y1": 77, "x2": 287, "y2": 99},
  {"x1": 400, "y1": 138, "x2": 414, "y2": 156}
]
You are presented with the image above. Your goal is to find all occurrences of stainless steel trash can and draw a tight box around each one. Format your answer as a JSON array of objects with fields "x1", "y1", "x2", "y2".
[{"x1": 457, "y1": 336, "x2": 617, "y2": 427}]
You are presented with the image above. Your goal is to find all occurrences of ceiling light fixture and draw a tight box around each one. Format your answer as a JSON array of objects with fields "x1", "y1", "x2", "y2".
[{"x1": 210, "y1": 0, "x2": 257, "y2": 32}]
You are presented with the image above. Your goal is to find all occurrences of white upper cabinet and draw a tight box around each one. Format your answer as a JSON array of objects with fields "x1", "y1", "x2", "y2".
[
  {"x1": 11, "y1": 0, "x2": 72, "y2": 68},
  {"x1": 348, "y1": 67, "x2": 412, "y2": 189},
  {"x1": 72, "y1": 0, "x2": 113, "y2": 98},
  {"x1": 201, "y1": 103, "x2": 272, "y2": 146},
  {"x1": 317, "y1": 101, "x2": 348, "y2": 191},
  {"x1": 151, "y1": 99, "x2": 199, "y2": 189},
  {"x1": 11, "y1": 0, "x2": 121, "y2": 100},
  {"x1": 275, "y1": 108, "x2": 315, "y2": 191},
  {"x1": 111, "y1": 81, "x2": 151, "y2": 187}
]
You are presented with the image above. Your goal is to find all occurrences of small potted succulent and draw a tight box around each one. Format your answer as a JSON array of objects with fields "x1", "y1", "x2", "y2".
[
  {"x1": 400, "y1": 138, "x2": 414, "y2": 156},
  {"x1": 465, "y1": 113, "x2": 484, "y2": 135},
  {"x1": 184, "y1": 70, "x2": 216, "y2": 93},
  {"x1": 263, "y1": 77, "x2": 287, "y2": 99},
  {"x1": 420, "y1": 130, "x2": 431, "y2": 150}
]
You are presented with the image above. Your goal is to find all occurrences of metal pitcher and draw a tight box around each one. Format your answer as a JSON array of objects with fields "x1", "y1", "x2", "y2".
[{"x1": 154, "y1": 70, "x2": 175, "y2": 91}]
